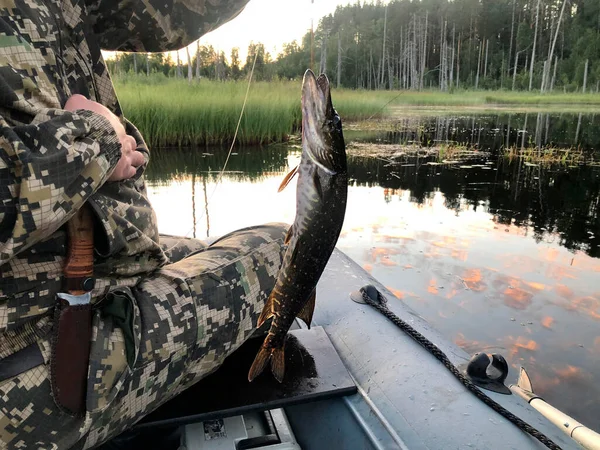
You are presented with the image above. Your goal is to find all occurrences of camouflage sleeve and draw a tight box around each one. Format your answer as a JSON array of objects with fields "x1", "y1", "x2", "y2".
[
  {"x1": 84, "y1": 0, "x2": 251, "y2": 52},
  {"x1": 0, "y1": 108, "x2": 121, "y2": 265}
]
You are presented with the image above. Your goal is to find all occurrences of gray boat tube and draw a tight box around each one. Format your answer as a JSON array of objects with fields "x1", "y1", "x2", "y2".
[{"x1": 284, "y1": 249, "x2": 583, "y2": 450}]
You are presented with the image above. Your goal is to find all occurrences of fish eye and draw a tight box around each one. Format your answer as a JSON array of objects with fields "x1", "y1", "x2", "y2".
[
  {"x1": 333, "y1": 115, "x2": 341, "y2": 125},
  {"x1": 333, "y1": 114, "x2": 342, "y2": 132}
]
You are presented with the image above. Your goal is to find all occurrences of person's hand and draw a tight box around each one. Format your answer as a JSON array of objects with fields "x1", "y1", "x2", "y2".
[{"x1": 65, "y1": 94, "x2": 144, "y2": 181}]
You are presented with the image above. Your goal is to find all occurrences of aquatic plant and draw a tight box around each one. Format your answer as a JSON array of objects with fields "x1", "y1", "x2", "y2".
[
  {"x1": 504, "y1": 145, "x2": 598, "y2": 165},
  {"x1": 115, "y1": 75, "x2": 393, "y2": 147},
  {"x1": 114, "y1": 75, "x2": 600, "y2": 147}
]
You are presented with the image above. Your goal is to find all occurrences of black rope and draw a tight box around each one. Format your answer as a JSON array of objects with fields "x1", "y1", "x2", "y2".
[{"x1": 360, "y1": 287, "x2": 562, "y2": 450}]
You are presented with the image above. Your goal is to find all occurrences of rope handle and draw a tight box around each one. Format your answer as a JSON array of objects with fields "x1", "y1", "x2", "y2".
[{"x1": 360, "y1": 286, "x2": 562, "y2": 450}]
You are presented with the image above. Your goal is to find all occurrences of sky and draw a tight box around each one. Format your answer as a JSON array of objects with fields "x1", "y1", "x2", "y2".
[{"x1": 174, "y1": 0, "x2": 354, "y2": 62}]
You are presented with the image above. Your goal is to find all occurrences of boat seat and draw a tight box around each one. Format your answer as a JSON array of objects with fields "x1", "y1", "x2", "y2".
[{"x1": 99, "y1": 326, "x2": 356, "y2": 449}]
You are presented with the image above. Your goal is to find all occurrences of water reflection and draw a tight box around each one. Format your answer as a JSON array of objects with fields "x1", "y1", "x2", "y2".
[
  {"x1": 350, "y1": 156, "x2": 600, "y2": 258},
  {"x1": 346, "y1": 112, "x2": 600, "y2": 151},
  {"x1": 146, "y1": 143, "x2": 600, "y2": 258},
  {"x1": 145, "y1": 113, "x2": 600, "y2": 430},
  {"x1": 145, "y1": 145, "x2": 290, "y2": 183}
]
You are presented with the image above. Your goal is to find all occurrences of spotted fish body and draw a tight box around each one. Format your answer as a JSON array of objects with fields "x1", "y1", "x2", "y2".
[{"x1": 248, "y1": 70, "x2": 348, "y2": 383}]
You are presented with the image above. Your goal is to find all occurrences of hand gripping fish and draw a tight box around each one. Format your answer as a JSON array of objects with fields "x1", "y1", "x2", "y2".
[{"x1": 248, "y1": 70, "x2": 348, "y2": 382}]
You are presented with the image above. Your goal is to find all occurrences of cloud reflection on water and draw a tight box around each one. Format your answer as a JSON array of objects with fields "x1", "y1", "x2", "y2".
[{"x1": 147, "y1": 140, "x2": 600, "y2": 429}]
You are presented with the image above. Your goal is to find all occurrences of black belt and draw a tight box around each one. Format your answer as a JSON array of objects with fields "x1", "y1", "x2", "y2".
[{"x1": 0, "y1": 343, "x2": 44, "y2": 383}]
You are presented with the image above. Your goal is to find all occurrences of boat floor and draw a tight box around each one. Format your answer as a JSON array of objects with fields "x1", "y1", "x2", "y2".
[{"x1": 134, "y1": 326, "x2": 356, "y2": 430}]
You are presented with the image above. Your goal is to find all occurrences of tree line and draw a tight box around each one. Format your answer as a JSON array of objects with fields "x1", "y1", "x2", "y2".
[
  {"x1": 106, "y1": 42, "x2": 276, "y2": 82},
  {"x1": 108, "y1": 0, "x2": 600, "y2": 92}
]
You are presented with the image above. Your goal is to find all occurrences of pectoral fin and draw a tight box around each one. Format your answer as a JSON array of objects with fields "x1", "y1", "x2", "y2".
[
  {"x1": 284, "y1": 225, "x2": 294, "y2": 244},
  {"x1": 297, "y1": 289, "x2": 316, "y2": 329},
  {"x1": 278, "y1": 165, "x2": 299, "y2": 192}
]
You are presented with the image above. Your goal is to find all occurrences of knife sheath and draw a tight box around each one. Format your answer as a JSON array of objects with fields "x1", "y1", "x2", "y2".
[
  {"x1": 51, "y1": 299, "x2": 92, "y2": 415},
  {"x1": 51, "y1": 204, "x2": 94, "y2": 416}
]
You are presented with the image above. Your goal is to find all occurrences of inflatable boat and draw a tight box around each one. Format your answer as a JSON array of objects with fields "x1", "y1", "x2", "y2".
[{"x1": 101, "y1": 249, "x2": 598, "y2": 450}]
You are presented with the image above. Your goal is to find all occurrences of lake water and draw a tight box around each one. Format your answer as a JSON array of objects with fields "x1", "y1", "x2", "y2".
[{"x1": 145, "y1": 113, "x2": 600, "y2": 430}]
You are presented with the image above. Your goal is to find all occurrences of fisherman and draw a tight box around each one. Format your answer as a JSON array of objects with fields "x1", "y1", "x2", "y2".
[{"x1": 0, "y1": 1, "x2": 288, "y2": 448}]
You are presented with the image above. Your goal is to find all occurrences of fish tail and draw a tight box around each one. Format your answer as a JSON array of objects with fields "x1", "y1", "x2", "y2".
[
  {"x1": 270, "y1": 346, "x2": 285, "y2": 383},
  {"x1": 247, "y1": 343, "x2": 286, "y2": 383},
  {"x1": 248, "y1": 345, "x2": 272, "y2": 382}
]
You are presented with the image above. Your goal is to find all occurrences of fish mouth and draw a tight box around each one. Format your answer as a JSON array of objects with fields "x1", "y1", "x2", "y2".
[
  {"x1": 301, "y1": 69, "x2": 335, "y2": 128},
  {"x1": 301, "y1": 70, "x2": 344, "y2": 175}
]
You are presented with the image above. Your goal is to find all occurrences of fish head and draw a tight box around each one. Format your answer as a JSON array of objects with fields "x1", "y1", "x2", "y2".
[{"x1": 301, "y1": 69, "x2": 346, "y2": 174}]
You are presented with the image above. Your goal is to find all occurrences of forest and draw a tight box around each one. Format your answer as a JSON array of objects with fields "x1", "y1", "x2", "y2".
[{"x1": 107, "y1": 0, "x2": 600, "y2": 92}]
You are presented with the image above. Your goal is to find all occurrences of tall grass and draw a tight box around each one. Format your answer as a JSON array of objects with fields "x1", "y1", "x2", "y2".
[
  {"x1": 385, "y1": 90, "x2": 600, "y2": 106},
  {"x1": 115, "y1": 74, "x2": 392, "y2": 147},
  {"x1": 114, "y1": 75, "x2": 600, "y2": 147},
  {"x1": 484, "y1": 92, "x2": 600, "y2": 105}
]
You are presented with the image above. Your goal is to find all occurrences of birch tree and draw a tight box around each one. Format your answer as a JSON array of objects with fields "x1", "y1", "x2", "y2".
[
  {"x1": 508, "y1": 0, "x2": 516, "y2": 77},
  {"x1": 529, "y1": 0, "x2": 541, "y2": 91},
  {"x1": 196, "y1": 41, "x2": 201, "y2": 79},
  {"x1": 420, "y1": 12, "x2": 427, "y2": 90},
  {"x1": 186, "y1": 46, "x2": 193, "y2": 83},
  {"x1": 541, "y1": 0, "x2": 568, "y2": 92},
  {"x1": 320, "y1": 33, "x2": 328, "y2": 74},
  {"x1": 484, "y1": 39, "x2": 489, "y2": 78},
  {"x1": 380, "y1": 4, "x2": 388, "y2": 87},
  {"x1": 475, "y1": 40, "x2": 482, "y2": 89},
  {"x1": 337, "y1": 32, "x2": 342, "y2": 88}
]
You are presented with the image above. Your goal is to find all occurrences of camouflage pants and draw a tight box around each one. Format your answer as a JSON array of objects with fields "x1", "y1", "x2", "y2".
[{"x1": 0, "y1": 223, "x2": 287, "y2": 450}]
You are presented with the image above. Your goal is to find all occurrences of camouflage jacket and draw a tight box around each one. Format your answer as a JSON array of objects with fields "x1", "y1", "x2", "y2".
[{"x1": 0, "y1": 0, "x2": 249, "y2": 347}]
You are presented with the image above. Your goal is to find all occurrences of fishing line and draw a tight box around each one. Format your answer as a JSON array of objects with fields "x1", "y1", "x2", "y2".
[
  {"x1": 364, "y1": 68, "x2": 447, "y2": 122},
  {"x1": 364, "y1": 89, "x2": 405, "y2": 122},
  {"x1": 164, "y1": 48, "x2": 259, "y2": 251},
  {"x1": 200, "y1": 48, "x2": 259, "y2": 225}
]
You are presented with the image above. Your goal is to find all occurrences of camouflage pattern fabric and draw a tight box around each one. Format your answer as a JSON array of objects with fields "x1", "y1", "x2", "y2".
[
  {"x1": 0, "y1": 0, "x2": 295, "y2": 449},
  {"x1": 159, "y1": 235, "x2": 209, "y2": 264},
  {"x1": 0, "y1": 0, "x2": 252, "y2": 331},
  {"x1": 0, "y1": 225, "x2": 287, "y2": 449}
]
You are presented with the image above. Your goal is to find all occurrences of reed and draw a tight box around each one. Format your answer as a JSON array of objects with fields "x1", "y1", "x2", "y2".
[
  {"x1": 387, "y1": 90, "x2": 600, "y2": 106},
  {"x1": 114, "y1": 75, "x2": 600, "y2": 146},
  {"x1": 484, "y1": 92, "x2": 600, "y2": 105},
  {"x1": 504, "y1": 145, "x2": 598, "y2": 165},
  {"x1": 115, "y1": 74, "x2": 392, "y2": 147}
]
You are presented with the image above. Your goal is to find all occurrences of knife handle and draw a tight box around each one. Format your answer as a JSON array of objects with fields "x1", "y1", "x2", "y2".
[{"x1": 64, "y1": 204, "x2": 95, "y2": 294}]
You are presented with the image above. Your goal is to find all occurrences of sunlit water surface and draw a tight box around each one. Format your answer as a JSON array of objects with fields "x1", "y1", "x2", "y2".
[{"x1": 146, "y1": 113, "x2": 600, "y2": 430}]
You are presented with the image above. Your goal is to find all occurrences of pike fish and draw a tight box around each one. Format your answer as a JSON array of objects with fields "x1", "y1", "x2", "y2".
[{"x1": 248, "y1": 70, "x2": 348, "y2": 383}]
